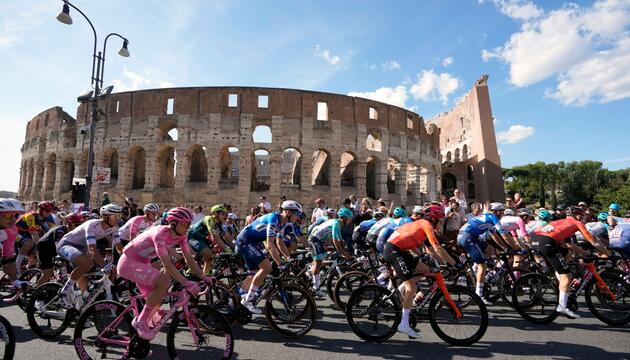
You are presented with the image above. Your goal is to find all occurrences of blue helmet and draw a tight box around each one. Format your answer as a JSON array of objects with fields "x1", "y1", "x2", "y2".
[
  {"x1": 609, "y1": 203, "x2": 621, "y2": 211},
  {"x1": 597, "y1": 212, "x2": 608, "y2": 222},
  {"x1": 337, "y1": 208, "x2": 353, "y2": 219},
  {"x1": 392, "y1": 207, "x2": 407, "y2": 218},
  {"x1": 538, "y1": 209, "x2": 552, "y2": 221}
]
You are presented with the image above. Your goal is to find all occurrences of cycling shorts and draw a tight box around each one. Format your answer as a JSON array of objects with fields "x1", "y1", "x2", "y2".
[
  {"x1": 117, "y1": 253, "x2": 161, "y2": 296},
  {"x1": 308, "y1": 236, "x2": 328, "y2": 261},
  {"x1": 531, "y1": 234, "x2": 570, "y2": 274},
  {"x1": 36, "y1": 241, "x2": 57, "y2": 270},
  {"x1": 235, "y1": 242, "x2": 266, "y2": 270},
  {"x1": 383, "y1": 243, "x2": 419, "y2": 281},
  {"x1": 457, "y1": 231, "x2": 488, "y2": 264},
  {"x1": 188, "y1": 237, "x2": 212, "y2": 255},
  {"x1": 57, "y1": 243, "x2": 88, "y2": 264}
]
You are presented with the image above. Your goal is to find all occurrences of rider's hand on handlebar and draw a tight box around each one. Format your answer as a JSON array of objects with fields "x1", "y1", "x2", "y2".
[
  {"x1": 201, "y1": 275, "x2": 217, "y2": 287},
  {"x1": 185, "y1": 281, "x2": 201, "y2": 296}
]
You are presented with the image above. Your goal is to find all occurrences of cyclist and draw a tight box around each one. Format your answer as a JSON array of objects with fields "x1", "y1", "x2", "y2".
[
  {"x1": 235, "y1": 200, "x2": 302, "y2": 313},
  {"x1": 117, "y1": 207, "x2": 214, "y2": 339},
  {"x1": 607, "y1": 203, "x2": 626, "y2": 228},
  {"x1": 307, "y1": 207, "x2": 355, "y2": 297},
  {"x1": 532, "y1": 206, "x2": 611, "y2": 318},
  {"x1": 457, "y1": 202, "x2": 507, "y2": 305},
  {"x1": 15, "y1": 201, "x2": 56, "y2": 272},
  {"x1": 307, "y1": 208, "x2": 335, "y2": 236},
  {"x1": 56, "y1": 204, "x2": 124, "y2": 308},
  {"x1": 526, "y1": 209, "x2": 552, "y2": 235},
  {"x1": 375, "y1": 207, "x2": 412, "y2": 254},
  {"x1": 118, "y1": 203, "x2": 161, "y2": 247},
  {"x1": 281, "y1": 211, "x2": 306, "y2": 255},
  {"x1": 609, "y1": 222, "x2": 630, "y2": 260},
  {"x1": 351, "y1": 209, "x2": 385, "y2": 252},
  {"x1": 225, "y1": 213, "x2": 240, "y2": 237},
  {"x1": 187, "y1": 204, "x2": 234, "y2": 275},
  {"x1": 383, "y1": 205, "x2": 459, "y2": 339},
  {"x1": 575, "y1": 211, "x2": 609, "y2": 248},
  {"x1": 0, "y1": 198, "x2": 28, "y2": 290},
  {"x1": 35, "y1": 213, "x2": 85, "y2": 286}
]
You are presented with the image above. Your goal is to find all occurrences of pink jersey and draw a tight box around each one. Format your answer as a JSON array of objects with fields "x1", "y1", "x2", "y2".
[
  {"x1": 122, "y1": 225, "x2": 190, "y2": 262},
  {"x1": 500, "y1": 215, "x2": 528, "y2": 238},
  {"x1": 0, "y1": 226, "x2": 18, "y2": 258},
  {"x1": 119, "y1": 215, "x2": 154, "y2": 241}
]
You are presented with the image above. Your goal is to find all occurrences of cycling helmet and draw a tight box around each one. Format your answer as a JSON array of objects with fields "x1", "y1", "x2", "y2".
[
  {"x1": 0, "y1": 198, "x2": 25, "y2": 213},
  {"x1": 598, "y1": 212, "x2": 609, "y2": 222},
  {"x1": 538, "y1": 209, "x2": 552, "y2": 221},
  {"x1": 489, "y1": 202, "x2": 506, "y2": 211},
  {"x1": 504, "y1": 208, "x2": 515, "y2": 216},
  {"x1": 412, "y1": 205, "x2": 424, "y2": 215},
  {"x1": 227, "y1": 213, "x2": 238, "y2": 220},
  {"x1": 65, "y1": 213, "x2": 85, "y2": 225},
  {"x1": 517, "y1": 208, "x2": 533, "y2": 217},
  {"x1": 280, "y1": 200, "x2": 303, "y2": 213},
  {"x1": 373, "y1": 210, "x2": 385, "y2": 219},
  {"x1": 38, "y1": 201, "x2": 54, "y2": 212},
  {"x1": 337, "y1": 208, "x2": 353, "y2": 219},
  {"x1": 166, "y1": 207, "x2": 194, "y2": 223},
  {"x1": 143, "y1": 203, "x2": 160, "y2": 213},
  {"x1": 566, "y1": 206, "x2": 585, "y2": 217},
  {"x1": 325, "y1": 208, "x2": 336, "y2": 217},
  {"x1": 424, "y1": 205, "x2": 446, "y2": 221},
  {"x1": 100, "y1": 204, "x2": 123, "y2": 216},
  {"x1": 210, "y1": 204, "x2": 227, "y2": 214},
  {"x1": 609, "y1": 203, "x2": 621, "y2": 211},
  {"x1": 392, "y1": 207, "x2": 407, "y2": 218},
  {"x1": 556, "y1": 204, "x2": 567, "y2": 211}
]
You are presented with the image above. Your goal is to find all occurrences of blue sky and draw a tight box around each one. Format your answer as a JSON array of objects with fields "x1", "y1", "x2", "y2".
[{"x1": 1, "y1": 0, "x2": 629, "y2": 192}]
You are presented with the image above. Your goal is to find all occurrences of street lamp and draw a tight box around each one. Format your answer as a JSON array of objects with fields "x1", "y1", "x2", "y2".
[{"x1": 56, "y1": 0, "x2": 130, "y2": 210}]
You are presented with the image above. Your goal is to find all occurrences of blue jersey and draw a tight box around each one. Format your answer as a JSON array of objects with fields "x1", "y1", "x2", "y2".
[
  {"x1": 357, "y1": 219, "x2": 377, "y2": 234},
  {"x1": 460, "y1": 213, "x2": 502, "y2": 237},
  {"x1": 375, "y1": 217, "x2": 413, "y2": 253},
  {"x1": 609, "y1": 223, "x2": 630, "y2": 249},
  {"x1": 238, "y1": 212, "x2": 282, "y2": 245}
]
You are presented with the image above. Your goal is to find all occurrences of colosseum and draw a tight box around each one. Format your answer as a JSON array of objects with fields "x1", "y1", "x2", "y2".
[{"x1": 18, "y1": 75, "x2": 504, "y2": 214}]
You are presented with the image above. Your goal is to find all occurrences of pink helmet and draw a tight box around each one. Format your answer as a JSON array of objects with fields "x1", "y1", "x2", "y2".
[
  {"x1": 166, "y1": 207, "x2": 193, "y2": 223},
  {"x1": 424, "y1": 205, "x2": 446, "y2": 221},
  {"x1": 38, "y1": 201, "x2": 54, "y2": 213},
  {"x1": 65, "y1": 213, "x2": 85, "y2": 225}
]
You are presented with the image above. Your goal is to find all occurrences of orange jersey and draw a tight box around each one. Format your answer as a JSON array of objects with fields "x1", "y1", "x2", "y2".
[
  {"x1": 388, "y1": 219, "x2": 439, "y2": 250},
  {"x1": 533, "y1": 217, "x2": 594, "y2": 243}
]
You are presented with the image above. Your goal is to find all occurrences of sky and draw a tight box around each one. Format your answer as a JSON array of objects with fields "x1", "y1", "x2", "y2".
[{"x1": 1, "y1": 0, "x2": 629, "y2": 192}]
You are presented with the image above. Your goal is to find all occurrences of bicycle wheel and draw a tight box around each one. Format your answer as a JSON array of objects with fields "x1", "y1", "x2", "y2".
[
  {"x1": 585, "y1": 269, "x2": 630, "y2": 326},
  {"x1": 497, "y1": 267, "x2": 529, "y2": 307},
  {"x1": 26, "y1": 282, "x2": 74, "y2": 338},
  {"x1": 512, "y1": 273, "x2": 559, "y2": 324},
  {"x1": 265, "y1": 284, "x2": 316, "y2": 338},
  {"x1": 167, "y1": 305, "x2": 234, "y2": 360},
  {"x1": 429, "y1": 285, "x2": 488, "y2": 346},
  {"x1": 202, "y1": 281, "x2": 239, "y2": 325},
  {"x1": 325, "y1": 265, "x2": 354, "y2": 303},
  {"x1": 333, "y1": 271, "x2": 369, "y2": 311},
  {"x1": 73, "y1": 300, "x2": 133, "y2": 360},
  {"x1": 345, "y1": 284, "x2": 401, "y2": 342},
  {"x1": 16, "y1": 268, "x2": 43, "y2": 311},
  {"x1": 0, "y1": 274, "x2": 16, "y2": 301},
  {"x1": 0, "y1": 315, "x2": 15, "y2": 360}
]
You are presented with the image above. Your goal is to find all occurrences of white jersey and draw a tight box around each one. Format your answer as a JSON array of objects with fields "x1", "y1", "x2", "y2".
[
  {"x1": 500, "y1": 216, "x2": 527, "y2": 238},
  {"x1": 119, "y1": 215, "x2": 154, "y2": 241},
  {"x1": 526, "y1": 220, "x2": 547, "y2": 236},
  {"x1": 58, "y1": 219, "x2": 120, "y2": 248},
  {"x1": 575, "y1": 222, "x2": 608, "y2": 242}
]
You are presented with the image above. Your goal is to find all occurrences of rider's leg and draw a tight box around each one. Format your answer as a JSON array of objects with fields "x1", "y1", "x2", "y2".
[
  {"x1": 244, "y1": 259, "x2": 272, "y2": 302},
  {"x1": 310, "y1": 259, "x2": 323, "y2": 290},
  {"x1": 16, "y1": 238, "x2": 34, "y2": 273},
  {"x1": 199, "y1": 248, "x2": 214, "y2": 275},
  {"x1": 72, "y1": 253, "x2": 93, "y2": 294},
  {"x1": 137, "y1": 272, "x2": 170, "y2": 325}
]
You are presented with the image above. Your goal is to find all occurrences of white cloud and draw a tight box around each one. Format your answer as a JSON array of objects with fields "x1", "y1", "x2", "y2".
[
  {"x1": 496, "y1": 124, "x2": 535, "y2": 144},
  {"x1": 489, "y1": 0, "x2": 543, "y2": 21},
  {"x1": 482, "y1": 0, "x2": 630, "y2": 105},
  {"x1": 442, "y1": 57, "x2": 454, "y2": 67},
  {"x1": 382, "y1": 60, "x2": 401, "y2": 70},
  {"x1": 111, "y1": 68, "x2": 175, "y2": 92},
  {"x1": 314, "y1": 44, "x2": 341, "y2": 66},
  {"x1": 410, "y1": 70, "x2": 461, "y2": 105},
  {"x1": 348, "y1": 85, "x2": 409, "y2": 108}
]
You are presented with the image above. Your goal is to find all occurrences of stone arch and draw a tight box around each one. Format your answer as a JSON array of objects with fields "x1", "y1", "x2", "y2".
[
  {"x1": 26, "y1": 158, "x2": 34, "y2": 191},
  {"x1": 129, "y1": 146, "x2": 146, "y2": 189},
  {"x1": 252, "y1": 125, "x2": 272, "y2": 144},
  {"x1": 441, "y1": 173, "x2": 457, "y2": 197},
  {"x1": 219, "y1": 146, "x2": 240, "y2": 184},
  {"x1": 445, "y1": 151, "x2": 452, "y2": 162},
  {"x1": 467, "y1": 165, "x2": 474, "y2": 181},
  {"x1": 387, "y1": 157, "x2": 400, "y2": 194},
  {"x1": 454, "y1": 148, "x2": 461, "y2": 162},
  {"x1": 312, "y1": 149, "x2": 331, "y2": 186},
  {"x1": 462, "y1": 144, "x2": 468, "y2": 160},
  {"x1": 281, "y1": 147, "x2": 302, "y2": 186},
  {"x1": 366, "y1": 156, "x2": 379, "y2": 199},
  {"x1": 406, "y1": 161, "x2": 418, "y2": 199},
  {"x1": 157, "y1": 118, "x2": 179, "y2": 141},
  {"x1": 35, "y1": 158, "x2": 44, "y2": 191},
  {"x1": 103, "y1": 148, "x2": 119, "y2": 183},
  {"x1": 340, "y1": 151, "x2": 358, "y2": 188},
  {"x1": 366, "y1": 132, "x2": 382, "y2": 152},
  {"x1": 60, "y1": 153, "x2": 75, "y2": 192},
  {"x1": 251, "y1": 149, "x2": 271, "y2": 192},
  {"x1": 186, "y1": 145, "x2": 207, "y2": 183},
  {"x1": 158, "y1": 146, "x2": 176, "y2": 188},
  {"x1": 45, "y1": 153, "x2": 57, "y2": 191}
]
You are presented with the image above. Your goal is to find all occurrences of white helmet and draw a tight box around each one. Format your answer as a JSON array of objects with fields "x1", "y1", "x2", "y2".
[
  {"x1": 490, "y1": 202, "x2": 506, "y2": 211},
  {"x1": 227, "y1": 213, "x2": 238, "y2": 220},
  {"x1": 280, "y1": 200, "x2": 303, "y2": 213},
  {"x1": 100, "y1": 203, "x2": 123, "y2": 215},
  {"x1": 0, "y1": 198, "x2": 25, "y2": 213},
  {"x1": 143, "y1": 203, "x2": 160, "y2": 213},
  {"x1": 503, "y1": 208, "x2": 515, "y2": 216},
  {"x1": 412, "y1": 205, "x2": 424, "y2": 215}
]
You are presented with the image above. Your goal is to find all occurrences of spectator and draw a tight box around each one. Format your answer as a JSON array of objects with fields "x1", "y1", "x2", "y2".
[
  {"x1": 513, "y1": 192, "x2": 524, "y2": 209},
  {"x1": 192, "y1": 206, "x2": 204, "y2": 224},
  {"x1": 353, "y1": 200, "x2": 372, "y2": 225},
  {"x1": 466, "y1": 203, "x2": 483, "y2": 221},
  {"x1": 578, "y1": 201, "x2": 588, "y2": 210},
  {"x1": 440, "y1": 194, "x2": 449, "y2": 209},
  {"x1": 444, "y1": 202, "x2": 465, "y2": 242},
  {"x1": 349, "y1": 195, "x2": 360, "y2": 214},
  {"x1": 453, "y1": 189, "x2": 468, "y2": 211},
  {"x1": 259, "y1": 196, "x2": 272, "y2": 214},
  {"x1": 245, "y1": 207, "x2": 260, "y2": 225},
  {"x1": 343, "y1": 198, "x2": 353, "y2": 212},
  {"x1": 29, "y1": 201, "x2": 38, "y2": 212},
  {"x1": 59, "y1": 199, "x2": 70, "y2": 213},
  {"x1": 278, "y1": 196, "x2": 287, "y2": 211},
  {"x1": 311, "y1": 198, "x2": 327, "y2": 223},
  {"x1": 101, "y1": 192, "x2": 111, "y2": 207}
]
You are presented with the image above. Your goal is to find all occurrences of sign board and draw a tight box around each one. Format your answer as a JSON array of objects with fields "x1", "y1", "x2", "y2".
[
  {"x1": 95, "y1": 167, "x2": 111, "y2": 184},
  {"x1": 70, "y1": 203, "x2": 84, "y2": 213}
]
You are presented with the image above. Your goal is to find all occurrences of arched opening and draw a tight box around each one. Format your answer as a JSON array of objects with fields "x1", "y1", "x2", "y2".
[
  {"x1": 252, "y1": 125, "x2": 272, "y2": 144},
  {"x1": 462, "y1": 144, "x2": 468, "y2": 160},
  {"x1": 406, "y1": 162, "x2": 418, "y2": 198},
  {"x1": 45, "y1": 154, "x2": 57, "y2": 191},
  {"x1": 104, "y1": 148, "x2": 119, "y2": 183},
  {"x1": 129, "y1": 147, "x2": 146, "y2": 190},
  {"x1": 251, "y1": 149, "x2": 271, "y2": 192},
  {"x1": 281, "y1": 148, "x2": 302, "y2": 186},
  {"x1": 219, "y1": 146, "x2": 240, "y2": 185},
  {"x1": 366, "y1": 133, "x2": 382, "y2": 152},
  {"x1": 445, "y1": 151, "x2": 452, "y2": 162},
  {"x1": 35, "y1": 160, "x2": 44, "y2": 190},
  {"x1": 468, "y1": 182, "x2": 476, "y2": 199},
  {"x1": 454, "y1": 148, "x2": 460, "y2": 162},
  {"x1": 158, "y1": 146, "x2": 176, "y2": 188},
  {"x1": 61, "y1": 154, "x2": 75, "y2": 192},
  {"x1": 340, "y1": 152, "x2": 358, "y2": 188},
  {"x1": 467, "y1": 165, "x2": 474, "y2": 181},
  {"x1": 187, "y1": 145, "x2": 207, "y2": 183},
  {"x1": 387, "y1": 158, "x2": 399, "y2": 194},
  {"x1": 366, "y1": 156, "x2": 378, "y2": 199},
  {"x1": 312, "y1": 149, "x2": 330, "y2": 186},
  {"x1": 441, "y1": 173, "x2": 457, "y2": 197}
]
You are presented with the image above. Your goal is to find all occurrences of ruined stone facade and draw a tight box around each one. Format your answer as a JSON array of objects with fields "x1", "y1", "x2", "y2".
[{"x1": 18, "y1": 80, "x2": 502, "y2": 214}]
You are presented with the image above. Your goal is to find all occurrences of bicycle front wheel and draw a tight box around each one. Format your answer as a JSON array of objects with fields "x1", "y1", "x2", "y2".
[
  {"x1": 26, "y1": 282, "x2": 73, "y2": 338},
  {"x1": 345, "y1": 284, "x2": 401, "y2": 342},
  {"x1": 167, "y1": 305, "x2": 234, "y2": 360},
  {"x1": 512, "y1": 273, "x2": 559, "y2": 324},
  {"x1": 429, "y1": 285, "x2": 488, "y2": 346},
  {"x1": 585, "y1": 268, "x2": 630, "y2": 326},
  {"x1": 0, "y1": 315, "x2": 15, "y2": 360},
  {"x1": 265, "y1": 284, "x2": 317, "y2": 338},
  {"x1": 73, "y1": 300, "x2": 133, "y2": 360},
  {"x1": 333, "y1": 271, "x2": 370, "y2": 311}
]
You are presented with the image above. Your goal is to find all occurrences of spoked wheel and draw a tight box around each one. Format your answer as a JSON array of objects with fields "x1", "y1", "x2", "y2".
[
  {"x1": 0, "y1": 274, "x2": 16, "y2": 301},
  {"x1": 0, "y1": 315, "x2": 15, "y2": 360},
  {"x1": 325, "y1": 265, "x2": 355, "y2": 303},
  {"x1": 26, "y1": 282, "x2": 74, "y2": 338},
  {"x1": 585, "y1": 269, "x2": 630, "y2": 326},
  {"x1": 16, "y1": 268, "x2": 43, "y2": 310},
  {"x1": 333, "y1": 271, "x2": 370, "y2": 311},
  {"x1": 265, "y1": 284, "x2": 316, "y2": 338},
  {"x1": 73, "y1": 300, "x2": 133, "y2": 360},
  {"x1": 429, "y1": 285, "x2": 488, "y2": 346},
  {"x1": 202, "y1": 281, "x2": 239, "y2": 325},
  {"x1": 512, "y1": 273, "x2": 559, "y2": 324},
  {"x1": 497, "y1": 267, "x2": 529, "y2": 308},
  {"x1": 167, "y1": 305, "x2": 234, "y2": 360},
  {"x1": 345, "y1": 284, "x2": 401, "y2": 342}
]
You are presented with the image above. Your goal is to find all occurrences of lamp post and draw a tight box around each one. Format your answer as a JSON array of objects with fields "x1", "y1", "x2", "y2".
[{"x1": 57, "y1": 0, "x2": 130, "y2": 210}]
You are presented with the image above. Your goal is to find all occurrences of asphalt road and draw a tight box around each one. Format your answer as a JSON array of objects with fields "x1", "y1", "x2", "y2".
[{"x1": 1, "y1": 295, "x2": 629, "y2": 360}]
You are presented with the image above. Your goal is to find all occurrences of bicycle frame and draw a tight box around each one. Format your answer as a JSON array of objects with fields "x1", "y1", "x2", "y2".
[
  {"x1": 574, "y1": 262, "x2": 616, "y2": 302},
  {"x1": 390, "y1": 272, "x2": 462, "y2": 319}
]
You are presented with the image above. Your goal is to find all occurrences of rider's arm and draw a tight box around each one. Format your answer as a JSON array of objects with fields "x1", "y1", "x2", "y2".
[
  {"x1": 158, "y1": 245, "x2": 191, "y2": 285},
  {"x1": 265, "y1": 221, "x2": 284, "y2": 265},
  {"x1": 424, "y1": 223, "x2": 456, "y2": 265},
  {"x1": 180, "y1": 242, "x2": 204, "y2": 279},
  {"x1": 332, "y1": 221, "x2": 351, "y2": 259},
  {"x1": 575, "y1": 219, "x2": 611, "y2": 256}
]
